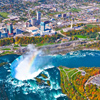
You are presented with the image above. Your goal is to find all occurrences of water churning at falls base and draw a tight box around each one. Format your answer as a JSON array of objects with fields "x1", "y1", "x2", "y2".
[{"x1": 10, "y1": 44, "x2": 54, "y2": 80}]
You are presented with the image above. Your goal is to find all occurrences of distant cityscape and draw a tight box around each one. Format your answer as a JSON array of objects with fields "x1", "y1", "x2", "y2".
[
  {"x1": 0, "y1": 11, "x2": 56, "y2": 38},
  {"x1": 0, "y1": 0, "x2": 99, "y2": 40}
]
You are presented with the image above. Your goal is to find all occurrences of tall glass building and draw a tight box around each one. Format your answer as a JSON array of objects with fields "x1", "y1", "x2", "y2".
[
  {"x1": 40, "y1": 22, "x2": 45, "y2": 31},
  {"x1": 37, "y1": 11, "x2": 41, "y2": 25},
  {"x1": 7, "y1": 23, "x2": 13, "y2": 35}
]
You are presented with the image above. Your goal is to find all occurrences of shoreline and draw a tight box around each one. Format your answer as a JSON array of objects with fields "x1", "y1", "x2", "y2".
[
  {"x1": 47, "y1": 47, "x2": 100, "y2": 55},
  {"x1": 0, "y1": 47, "x2": 100, "y2": 56},
  {"x1": 0, "y1": 53, "x2": 20, "y2": 57},
  {"x1": 83, "y1": 47, "x2": 100, "y2": 51}
]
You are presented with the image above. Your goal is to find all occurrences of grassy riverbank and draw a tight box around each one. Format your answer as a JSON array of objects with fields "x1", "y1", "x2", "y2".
[{"x1": 0, "y1": 51, "x2": 20, "y2": 56}]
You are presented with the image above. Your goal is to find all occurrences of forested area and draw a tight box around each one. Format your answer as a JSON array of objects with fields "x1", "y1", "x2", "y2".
[
  {"x1": 59, "y1": 67, "x2": 100, "y2": 100},
  {"x1": 0, "y1": 37, "x2": 15, "y2": 46},
  {"x1": 85, "y1": 41, "x2": 100, "y2": 48},
  {"x1": 60, "y1": 67, "x2": 86, "y2": 100},
  {"x1": 0, "y1": 34, "x2": 62, "y2": 46},
  {"x1": 15, "y1": 34, "x2": 62, "y2": 44},
  {"x1": 62, "y1": 25, "x2": 100, "y2": 39}
]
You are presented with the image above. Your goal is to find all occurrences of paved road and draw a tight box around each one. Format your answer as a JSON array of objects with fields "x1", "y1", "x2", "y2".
[
  {"x1": 41, "y1": 40, "x2": 83, "y2": 48},
  {"x1": 57, "y1": 30, "x2": 67, "y2": 37}
]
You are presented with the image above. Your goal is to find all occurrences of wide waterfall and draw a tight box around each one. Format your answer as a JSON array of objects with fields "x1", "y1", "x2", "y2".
[
  {"x1": 9, "y1": 45, "x2": 67, "y2": 100},
  {"x1": 11, "y1": 44, "x2": 54, "y2": 80}
]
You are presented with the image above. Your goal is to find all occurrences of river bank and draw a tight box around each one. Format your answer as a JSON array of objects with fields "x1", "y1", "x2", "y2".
[
  {"x1": 43, "y1": 46, "x2": 100, "y2": 55},
  {"x1": 0, "y1": 52, "x2": 20, "y2": 57},
  {"x1": 0, "y1": 39, "x2": 100, "y2": 56},
  {"x1": 0, "y1": 46, "x2": 100, "y2": 57}
]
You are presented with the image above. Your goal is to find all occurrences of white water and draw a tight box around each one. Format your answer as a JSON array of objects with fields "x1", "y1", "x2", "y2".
[{"x1": 11, "y1": 44, "x2": 53, "y2": 80}]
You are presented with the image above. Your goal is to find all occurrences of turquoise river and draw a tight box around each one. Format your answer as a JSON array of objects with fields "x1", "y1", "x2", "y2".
[{"x1": 0, "y1": 50, "x2": 100, "y2": 100}]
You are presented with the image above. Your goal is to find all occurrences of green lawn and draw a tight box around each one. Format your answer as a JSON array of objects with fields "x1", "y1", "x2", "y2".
[
  {"x1": 21, "y1": 44, "x2": 27, "y2": 47},
  {"x1": 48, "y1": 10, "x2": 68, "y2": 16},
  {"x1": 2, "y1": 48, "x2": 11, "y2": 50},
  {"x1": 64, "y1": 68, "x2": 72, "y2": 72},
  {"x1": 36, "y1": 43, "x2": 55, "y2": 47},
  {"x1": 67, "y1": 69, "x2": 78, "y2": 78},
  {"x1": 61, "y1": 70, "x2": 67, "y2": 77},
  {"x1": 48, "y1": 12, "x2": 63, "y2": 16},
  {"x1": 0, "y1": 12, "x2": 9, "y2": 18},
  {"x1": 70, "y1": 8, "x2": 81, "y2": 12},
  {"x1": 0, "y1": 51, "x2": 14, "y2": 55},
  {"x1": 59, "y1": 66, "x2": 63, "y2": 70},
  {"x1": 14, "y1": 45, "x2": 19, "y2": 47},
  {"x1": 13, "y1": 48, "x2": 18, "y2": 50},
  {"x1": 74, "y1": 35, "x2": 87, "y2": 38},
  {"x1": 85, "y1": 24, "x2": 97, "y2": 28},
  {"x1": 36, "y1": 41, "x2": 61, "y2": 47}
]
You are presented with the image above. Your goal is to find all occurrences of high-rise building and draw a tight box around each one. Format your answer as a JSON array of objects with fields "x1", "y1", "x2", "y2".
[
  {"x1": 71, "y1": 18, "x2": 74, "y2": 29},
  {"x1": 31, "y1": 18, "x2": 37, "y2": 26},
  {"x1": 62, "y1": 13, "x2": 66, "y2": 18},
  {"x1": 71, "y1": 20, "x2": 73, "y2": 29},
  {"x1": 40, "y1": 22, "x2": 45, "y2": 32},
  {"x1": 7, "y1": 23, "x2": 13, "y2": 35},
  {"x1": 37, "y1": 11, "x2": 41, "y2": 25}
]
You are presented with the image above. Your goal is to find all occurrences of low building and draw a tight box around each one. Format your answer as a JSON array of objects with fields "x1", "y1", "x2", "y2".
[
  {"x1": 81, "y1": 71, "x2": 86, "y2": 76},
  {"x1": 31, "y1": 18, "x2": 37, "y2": 26},
  {"x1": 40, "y1": 30, "x2": 56, "y2": 36},
  {"x1": 26, "y1": 26, "x2": 38, "y2": 33},
  {"x1": 50, "y1": 8, "x2": 57, "y2": 12},
  {"x1": 3, "y1": 16, "x2": 19, "y2": 22},
  {"x1": 1, "y1": 32, "x2": 8, "y2": 38},
  {"x1": 16, "y1": 29, "x2": 24, "y2": 34},
  {"x1": 87, "y1": 18, "x2": 98, "y2": 22}
]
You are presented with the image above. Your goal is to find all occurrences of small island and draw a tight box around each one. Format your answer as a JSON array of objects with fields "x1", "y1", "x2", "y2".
[
  {"x1": 35, "y1": 74, "x2": 51, "y2": 86},
  {"x1": 0, "y1": 62, "x2": 8, "y2": 67},
  {"x1": 58, "y1": 66, "x2": 100, "y2": 100}
]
